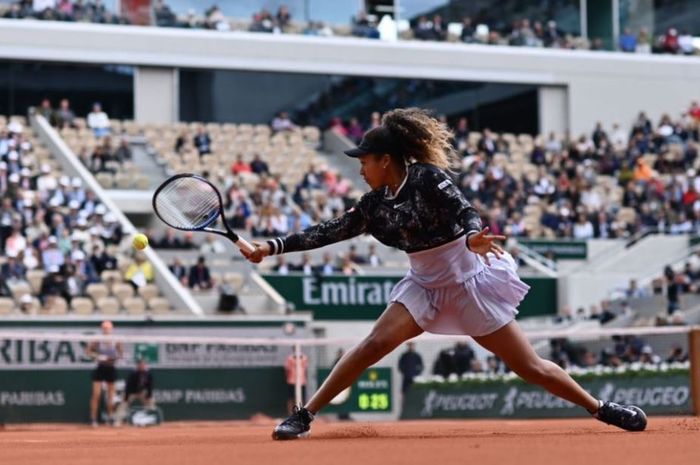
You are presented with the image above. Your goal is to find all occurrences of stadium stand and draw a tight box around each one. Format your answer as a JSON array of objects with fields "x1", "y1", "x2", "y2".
[
  {"x1": 0, "y1": 1, "x2": 697, "y2": 55},
  {"x1": 37, "y1": 95, "x2": 700, "y2": 322},
  {"x1": 0, "y1": 113, "x2": 175, "y2": 315},
  {"x1": 326, "y1": 102, "x2": 700, "y2": 241}
]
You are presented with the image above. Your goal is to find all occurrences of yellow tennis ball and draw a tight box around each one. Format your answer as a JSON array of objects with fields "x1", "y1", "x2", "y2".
[{"x1": 132, "y1": 233, "x2": 149, "y2": 250}]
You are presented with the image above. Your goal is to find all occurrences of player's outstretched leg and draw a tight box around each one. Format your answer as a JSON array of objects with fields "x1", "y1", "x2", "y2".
[
  {"x1": 474, "y1": 321, "x2": 647, "y2": 432},
  {"x1": 272, "y1": 303, "x2": 423, "y2": 440}
]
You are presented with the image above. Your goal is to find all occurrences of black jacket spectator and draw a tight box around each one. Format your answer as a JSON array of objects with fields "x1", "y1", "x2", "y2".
[
  {"x1": 193, "y1": 128, "x2": 212, "y2": 156},
  {"x1": 250, "y1": 155, "x2": 270, "y2": 175},
  {"x1": 39, "y1": 271, "x2": 69, "y2": 304},
  {"x1": 398, "y1": 343, "x2": 424, "y2": 394},
  {"x1": 157, "y1": 231, "x2": 182, "y2": 249},
  {"x1": 114, "y1": 140, "x2": 132, "y2": 162},
  {"x1": 126, "y1": 365, "x2": 154, "y2": 398},
  {"x1": 169, "y1": 259, "x2": 188, "y2": 283},
  {"x1": 432, "y1": 348, "x2": 455, "y2": 377},
  {"x1": 453, "y1": 342, "x2": 474, "y2": 375},
  {"x1": 1, "y1": 257, "x2": 26, "y2": 281},
  {"x1": 90, "y1": 248, "x2": 117, "y2": 275},
  {"x1": 188, "y1": 257, "x2": 213, "y2": 289},
  {"x1": 154, "y1": 0, "x2": 177, "y2": 27}
]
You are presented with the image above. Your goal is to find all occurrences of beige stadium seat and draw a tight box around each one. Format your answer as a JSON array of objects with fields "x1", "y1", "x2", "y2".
[
  {"x1": 26, "y1": 269, "x2": 46, "y2": 294},
  {"x1": 112, "y1": 283, "x2": 135, "y2": 303},
  {"x1": 115, "y1": 173, "x2": 132, "y2": 189},
  {"x1": 47, "y1": 296, "x2": 68, "y2": 315},
  {"x1": 138, "y1": 284, "x2": 159, "y2": 302},
  {"x1": 617, "y1": 207, "x2": 637, "y2": 225},
  {"x1": 19, "y1": 297, "x2": 41, "y2": 315},
  {"x1": 124, "y1": 297, "x2": 146, "y2": 315},
  {"x1": 71, "y1": 297, "x2": 95, "y2": 315},
  {"x1": 86, "y1": 283, "x2": 110, "y2": 302},
  {"x1": 96, "y1": 172, "x2": 114, "y2": 188},
  {"x1": 302, "y1": 126, "x2": 320, "y2": 143},
  {"x1": 149, "y1": 297, "x2": 171, "y2": 314},
  {"x1": 0, "y1": 297, "x2": 14, "y2": 315},
  {"x1": 101, "y1": 270, "x2": 123, "y2": 285},
  {"x1": 223, "y1": 272, "x2": 245, "y2": 291},
  {"x1": 97, "y1": 296, "x2": 120, "y2": 315},
  {"x1": 10, "y1": 282, "x2": 32, "y2": 301},
  {"x1": 135, "y1": 175, "x2": 150, "y2": 190}
]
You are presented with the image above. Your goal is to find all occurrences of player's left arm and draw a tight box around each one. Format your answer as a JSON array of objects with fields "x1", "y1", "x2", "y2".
[
  {"x1": 419, "y1": 165, "x2": 482, "y2": 234},
  {"x1": 421, "y1": 165, "x2": 505, "y2": 263}
]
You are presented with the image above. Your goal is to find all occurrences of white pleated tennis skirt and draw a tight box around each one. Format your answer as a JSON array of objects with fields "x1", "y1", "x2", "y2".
[{"x1": 389, "y1": 235, "x2": 530, "y2": 336}]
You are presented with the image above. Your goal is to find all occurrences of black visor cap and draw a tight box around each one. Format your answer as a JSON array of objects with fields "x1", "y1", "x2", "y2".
[{"x1": 344, "y1": 126, "x2": 399, "y2": 158}]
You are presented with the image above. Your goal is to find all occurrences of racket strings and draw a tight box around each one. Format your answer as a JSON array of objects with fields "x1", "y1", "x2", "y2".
[{"x1": 155, "y1": 177, "x2": 221, "y2": 229}]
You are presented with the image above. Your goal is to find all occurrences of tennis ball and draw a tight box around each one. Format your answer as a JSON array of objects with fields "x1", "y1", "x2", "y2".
[{"x1": 132, "y1": 233, "x2": 149, "y2": 250}]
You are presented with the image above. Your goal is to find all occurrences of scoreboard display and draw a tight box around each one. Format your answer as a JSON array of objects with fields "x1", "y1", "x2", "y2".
[{"x1": 317, "y1": 367, "x2": 392, "y2": 414}]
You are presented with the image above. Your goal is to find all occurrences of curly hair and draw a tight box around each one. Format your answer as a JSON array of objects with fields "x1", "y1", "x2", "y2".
[{"x1": 382, "y1": 108, "x2": 457, "y2": 170}]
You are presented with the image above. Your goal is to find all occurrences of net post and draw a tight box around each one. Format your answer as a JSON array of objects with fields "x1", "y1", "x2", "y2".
[
  {"x1": 294, "y1": 342, "x2": 303, "y2": 407},
  {"x1": 690, "y1": 327, "x2": 700, "y2": 416}
]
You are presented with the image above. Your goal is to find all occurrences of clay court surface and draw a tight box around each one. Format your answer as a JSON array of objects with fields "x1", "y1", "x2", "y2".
[{"x1": 2, "y1": 417, "x2": 700, "y2": 465}]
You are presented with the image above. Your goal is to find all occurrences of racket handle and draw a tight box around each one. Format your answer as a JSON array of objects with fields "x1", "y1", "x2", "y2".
[{"x1": 235, "y1": 237, "x2": 256, "y2": 255}]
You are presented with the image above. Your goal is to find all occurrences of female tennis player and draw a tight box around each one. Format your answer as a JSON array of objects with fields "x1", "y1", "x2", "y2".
[
  {"x1": 86, "y1": 320, "x2": 123, "y2": 427},
  {"x1": 243, "y1": 108, "x2": 647, "y2": 439}
]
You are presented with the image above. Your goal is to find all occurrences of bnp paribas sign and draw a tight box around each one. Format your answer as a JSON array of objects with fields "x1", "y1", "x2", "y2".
[{"x1": 261, "y1": 274, "x2": 402, "y2": 319}]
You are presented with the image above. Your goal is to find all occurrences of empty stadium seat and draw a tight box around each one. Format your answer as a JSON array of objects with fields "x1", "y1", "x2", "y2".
[
  {"x1": 137, "y1": 284, "x2": 159, "y2": 302},
  {"x1": 124, "y1": 297, "x2": 146, "y2": 315},
  {"x1": 26, "y1": 270, "x2": 46, "y2": 294},
  {"x1": 46, "y1": 297, "x2": 68, "y2": 315},
  {"x1": 101, "y1": 270, "x2": 123, "y2": 286},
  {"x1": 112, "y1": 283, "x2": 135, "y2": 304},
  {"x1": 0, "y1": 297, "x2": 14, "y2": 315},
  {"x1": 10, "y1": 282, "x2": 32, "y2": 301},
  {"x1": 86, "y1": 283, "x2": 110, "y2": 302},
  {"x1": 223, "y1": 272, "x2": 245, "y2": 291},
  {"x1": 97, "y1": 296, "x2": 120, "y2": 315},
  {"x1": 71, "y1": 297, "x2": 95, "y2": 315},
  {"x1": 148, "y1": 297, "x2": 171, "y2": 314}
]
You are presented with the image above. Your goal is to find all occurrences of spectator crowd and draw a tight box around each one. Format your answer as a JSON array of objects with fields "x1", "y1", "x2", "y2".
[
  {"x1": 3, "y1": 0, "x2": 129, "y2": 24},
  {"x1": 2, "y1": 2, "x2": 696, "y2": 55},
  {"x1": 0, "y1": 114, "x2": 145, "y2": 313},
  {"x1": 398, "y1": 337, "x2": 689, "y2": 389},
  {"x1": 329, "y1": 102, "x2": 700, "y2": 240}
]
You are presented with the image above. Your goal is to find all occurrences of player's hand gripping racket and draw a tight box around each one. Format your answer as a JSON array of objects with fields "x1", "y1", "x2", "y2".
[{"x1": 152, "y1": 173, "x2": 256, "y2": 254}]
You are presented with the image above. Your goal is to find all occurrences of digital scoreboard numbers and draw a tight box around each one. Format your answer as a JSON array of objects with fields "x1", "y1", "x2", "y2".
[{"x1": 317, "y1": 367, "x2": 392, "y2": 414}]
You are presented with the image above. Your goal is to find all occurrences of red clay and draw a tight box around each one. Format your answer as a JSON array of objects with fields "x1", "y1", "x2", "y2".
[{"x1": 2, "y1": 417, "x2": 699, "y2": 465}]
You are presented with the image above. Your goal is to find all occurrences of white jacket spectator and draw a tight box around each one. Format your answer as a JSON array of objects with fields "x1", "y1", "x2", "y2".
[
  {"x1": 42, "y1": 237, "x2": 65, "y2": 271},
  {"x1": 87, "y1": 103, "x2": 111, "y2": 137},
  {"x1": 270, "y1": 209, "x2": 289, "y2": 235},
  {"x1": 199, "y1": 236, "x2": 226, "y2": 254},
  {"x1": 678, "y1": 31, "x2": 694, "y2": 55},
  {"x1": 5, "y1": 230, "x2": 27, "y2": 257},
  {"x1": 271, "y1": 112, "x2": 296, "y2": 132},
  {"x1": 33, "y1": 0, "x2": 56, "y2": 12},
  {"x1": 573, "y1": 214, "x2": 594, "y2": 239}
]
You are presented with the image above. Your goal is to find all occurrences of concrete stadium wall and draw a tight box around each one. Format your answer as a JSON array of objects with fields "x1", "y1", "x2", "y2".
[{"x1": 1, "y1": 19, "x2": 699, "y2": 134}]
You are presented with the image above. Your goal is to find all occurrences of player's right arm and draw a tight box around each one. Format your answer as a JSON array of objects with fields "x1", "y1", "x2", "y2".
[
  {"x1": 86, "y1": 342, "x2": 102, "y2": 362},
  {"x1": 242, "y1": 196, "x2": 370, "y2": 263}
]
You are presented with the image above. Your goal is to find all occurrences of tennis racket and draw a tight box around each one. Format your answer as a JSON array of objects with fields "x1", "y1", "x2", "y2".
[{"x1": 152, "y1": 173, "x2": 255, "y2": 254}]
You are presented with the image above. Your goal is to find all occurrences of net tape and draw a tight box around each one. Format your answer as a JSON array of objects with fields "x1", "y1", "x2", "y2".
[{"x1": 0, "y1": 325, "x2": 695, "y2": 347}]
